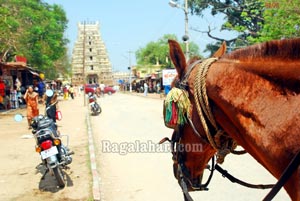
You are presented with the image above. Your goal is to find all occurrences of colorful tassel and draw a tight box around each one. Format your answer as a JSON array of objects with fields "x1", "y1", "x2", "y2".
[{"x1": 164, "y1": 87, "x2": 191, "y2": 128}]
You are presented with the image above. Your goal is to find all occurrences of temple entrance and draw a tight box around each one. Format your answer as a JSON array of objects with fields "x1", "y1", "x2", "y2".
[{"x1": 87, "y1": 74, "x2": 99, "y2": 84}]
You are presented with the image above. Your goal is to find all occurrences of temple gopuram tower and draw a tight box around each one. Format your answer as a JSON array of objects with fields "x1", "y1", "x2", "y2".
[{"x1": 71, "y1": 21, "x2": 113, "y2": 85}]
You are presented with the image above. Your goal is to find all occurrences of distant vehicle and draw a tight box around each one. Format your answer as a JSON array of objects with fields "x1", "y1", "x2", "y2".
[
  {"x1": 113, "y1": 85, "x2": 120, "y2": 92},
  {"x1": 84, "y1": 84, "x2": 115, "y2": 95},
  {"x1": 84, "y1": 84, "x2": 98, "y2": 94},
  {"x1": 103, "y1": 86, "x2": 116, "y2": 95}
]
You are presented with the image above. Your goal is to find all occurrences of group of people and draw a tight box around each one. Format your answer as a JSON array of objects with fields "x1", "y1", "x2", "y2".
[
  {"x1": 23, "y1": 80, "x2": 84, "y2": 129},
  {"x1": 0, "y1": 77, "x2": 25, "y2": 110},
  {"x1": 143, "y1": 82, "x2": 161, "y2": 96},
  {"x1": 63, "y1": 84, "x2": 80, "y2": 100},
  {"x1": 130, "y1": 80, "x2": 161, "y2": 96}
]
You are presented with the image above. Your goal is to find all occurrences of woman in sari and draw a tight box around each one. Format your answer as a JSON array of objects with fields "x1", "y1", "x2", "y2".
[{"x1": 24, "y1": 86, "x2": 39, "y2": 129}]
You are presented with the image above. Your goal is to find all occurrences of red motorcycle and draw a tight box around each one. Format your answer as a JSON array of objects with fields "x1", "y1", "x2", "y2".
[{"x1": 88, "y1": 92, "x2": 102, "y2": 115}]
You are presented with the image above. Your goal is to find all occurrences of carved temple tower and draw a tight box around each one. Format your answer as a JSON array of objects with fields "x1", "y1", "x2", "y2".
[{"x1": 71, "y1": 21, "x2": 113, "y2": 85}]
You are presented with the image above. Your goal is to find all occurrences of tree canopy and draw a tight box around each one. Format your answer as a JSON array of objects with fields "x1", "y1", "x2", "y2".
[
  {"x1": 136, "y1": 34, "x2": 201, "y2": 69},
  {"x1": 0, "y1": 0, "x2": 69, "y2": 79},
  {"x1": 248, "y1": 0, "x2": 300, "y2": 43},
  {"x1": 182, "y1": 0, "x2": 300, "y2": 53}
]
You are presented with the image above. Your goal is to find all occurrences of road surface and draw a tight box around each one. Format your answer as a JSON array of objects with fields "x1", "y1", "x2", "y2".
[{"x1": 0, "y1": 92, "x2": 290, "y2": 201}]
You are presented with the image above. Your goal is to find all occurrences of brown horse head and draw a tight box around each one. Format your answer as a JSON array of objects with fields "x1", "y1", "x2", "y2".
[
  {"x1": 166, "y1": 39, "x2": 227, "y2": 190},
  {"x1": 167, "y1": 38, "x2": 300, "y2": 200}
]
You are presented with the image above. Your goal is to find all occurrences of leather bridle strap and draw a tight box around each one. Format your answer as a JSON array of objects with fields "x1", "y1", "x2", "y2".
[
  {"x1": 263, "y1": 150, "x2": 300, "y2": 201},
  {"x1": 186, "y1": 116, "x2": 208, "y2": 143},
  {"x1": 214, "y1": 164, "x2": 274, "y2": 189},
  {"x1": 175, "y1": 60, "x2": 202, "y2": 90},
  {"x1": 190, "y1": 156, "x2": 215, "y2": 191},
  {"x1": 178, "y1": 165, "x2": 194, "y2": 201},
  {"x1": 214, "y1": 151, "x2": 300, "y2": 200},
  {"x1": 177, "y1": 157, "x2": 215, "y2": 201}
]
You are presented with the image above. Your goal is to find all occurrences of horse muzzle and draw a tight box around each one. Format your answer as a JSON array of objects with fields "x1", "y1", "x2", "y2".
[{"x1": 173, "y1": 162, "x2": 209, "y2": 192}]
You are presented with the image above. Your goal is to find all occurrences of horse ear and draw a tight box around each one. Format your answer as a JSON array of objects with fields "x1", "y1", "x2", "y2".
[
  {"x1": 212, "y1": 41, "x2": 227, "y2": 58},
  {"x1": 168, "y1": 39, "x2": 187, "y2": 79}
]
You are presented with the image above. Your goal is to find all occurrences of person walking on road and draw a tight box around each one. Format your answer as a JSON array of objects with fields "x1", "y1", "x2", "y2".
[
  {"x1": 24, "y1": 86, "x2": 39, "y2": 129},
  {"x1": 37, "y1": 80, "x2": 45, "y2": 103},
  {"x1": 156, "y1": 82, "x2": 161, "y2": 94},
  {"x1": 99, "y1": 83, "x2": 105, "y2": 97},
  {"x1": 63, "y1": 86, "x2": 69, "y2": 100},
  {"x1": 69, "y1": 85, "x2": 74, "y2": 99},
  {"x1": 144, "y1": 82, "x2": 148, "y2": 96}
]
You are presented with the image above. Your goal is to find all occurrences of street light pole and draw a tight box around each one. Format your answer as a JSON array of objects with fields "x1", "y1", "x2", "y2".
[{"x1": 169, "y1": 0, "x2": 189, "y2": 60}]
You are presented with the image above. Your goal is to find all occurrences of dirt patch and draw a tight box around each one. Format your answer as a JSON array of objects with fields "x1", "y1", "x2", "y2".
[{"x1": 0, "y1": 97, "x2": 92, "y2": 201}]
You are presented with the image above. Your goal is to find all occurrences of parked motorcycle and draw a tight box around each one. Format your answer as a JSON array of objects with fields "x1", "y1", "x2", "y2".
[
  {"x1": 14, "y1": 90, "x2": 74, "y2": 188},
  {"x1": 88, "y1": 92, "x2": 102, "y2": 115}
]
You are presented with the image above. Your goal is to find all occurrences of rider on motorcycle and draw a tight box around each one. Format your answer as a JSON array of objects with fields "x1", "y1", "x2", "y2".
[{"x1": 44, "y1": 87, "x2": 58, "y2": 122}]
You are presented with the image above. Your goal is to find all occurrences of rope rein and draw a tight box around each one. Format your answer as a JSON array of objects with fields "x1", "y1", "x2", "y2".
[
  {"x1": 193, "y1": 58, "x2": 235, "y2": 163},
  {"x1": 193, "y1": 58, "x2": 218, "y2": 149}
]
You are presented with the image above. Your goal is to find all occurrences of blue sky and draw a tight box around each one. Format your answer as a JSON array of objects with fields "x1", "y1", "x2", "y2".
[{"x1": 44, "y1": 0, "x2": 235, "y2": 72}]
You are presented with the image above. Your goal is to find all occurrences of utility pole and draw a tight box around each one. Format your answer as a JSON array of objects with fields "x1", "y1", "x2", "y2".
[
  {"x1": 83, "y1": 21, "x2": 86, "y2": 106},
  {"x1": 128, "y1": 51, "x2": 133, "y2": 92},
  {"x1": 169, "y1": 0, "x2": 189, "y2": 60},
  {"x1": 183, "y1": 0, "x2": 189, "y2": 60}
]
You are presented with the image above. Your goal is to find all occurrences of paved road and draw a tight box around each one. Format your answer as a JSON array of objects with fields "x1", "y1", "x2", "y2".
[{"x1": 92, "y1": 93, "x2": 290, "y2": 201}]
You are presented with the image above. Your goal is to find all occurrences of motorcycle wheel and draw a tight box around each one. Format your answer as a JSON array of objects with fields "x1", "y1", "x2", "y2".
[
  {"x1": 91, "y1": 106, "x2": 97, "y2": 116},
  {"x1": 93, "y1": 103, "x2": 102, "y2": 115},
  {"x1": 97, "y1": 105, "x2": 102, "y2": 114},
  {"x1": 53, "y1": 166, "x2": 65, "y2": 188}
]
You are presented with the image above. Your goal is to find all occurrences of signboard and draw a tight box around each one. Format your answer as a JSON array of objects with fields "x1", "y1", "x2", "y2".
[
  {"x1": 15, "y1": 55, "x2": 27, "y2": 64},
  {"x1": 162, "y1": 69, "x2": 177, "y2": 86}
]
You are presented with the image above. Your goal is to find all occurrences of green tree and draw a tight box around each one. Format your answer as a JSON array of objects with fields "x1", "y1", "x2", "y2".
[
  {"x1": 0, "y1": 0, "x2": 21, "y2": 58},
  {"x1": 186, "y1": 0, "x2": 265, "y2": 50},
  {"x1": 0, "y1": 0, "x2": 69, "y2": 79},
  {"x1": 248, "y1": 0, "x2": 300, "y2": 43},
  {"x1": 181, "y1": 0, "x2": 300, "y2": 53},
  {"x1": 136, "y1": 34, "x2": 201, "y2": 69}
]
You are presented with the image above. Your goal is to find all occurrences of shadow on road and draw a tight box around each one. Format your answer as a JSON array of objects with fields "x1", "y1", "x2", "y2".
[{"x1": 35, "y1": 163, "x2": 74, "y2": 193}]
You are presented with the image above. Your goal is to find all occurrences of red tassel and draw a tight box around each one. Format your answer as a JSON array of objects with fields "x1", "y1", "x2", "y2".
[{"x1": 170, "y1": 102, "x2": 178, "y2": 125}]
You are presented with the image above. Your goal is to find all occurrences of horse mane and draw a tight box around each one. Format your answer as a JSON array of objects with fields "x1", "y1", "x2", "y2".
[
  {"x1": 187, "y1": 56, "x2": 201, "y2": 66},
  {"x1": 223, "y1": 38, "x2": 300, "y2": 61}
]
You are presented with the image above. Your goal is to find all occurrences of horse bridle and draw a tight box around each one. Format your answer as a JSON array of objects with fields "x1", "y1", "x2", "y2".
[
  {"x1": 160, "y1": 59, "x2": 217, "y2": 200},
  {"x1": 160, "y1": 58, "x2": 290, "y2": 201}
]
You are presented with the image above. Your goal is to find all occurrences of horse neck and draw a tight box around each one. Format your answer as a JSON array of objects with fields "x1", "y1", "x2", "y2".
[{"x1": 206, "y1": 60, "x2": 300, "y2": 179}]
